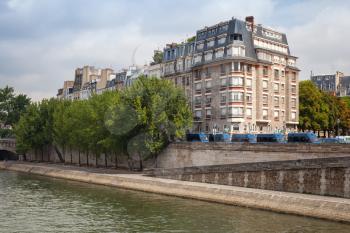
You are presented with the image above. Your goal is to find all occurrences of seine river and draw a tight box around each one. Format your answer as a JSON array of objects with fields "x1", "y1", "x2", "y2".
[{"x1": 1, "y1": 170, "x2": 350, "y2": 233}]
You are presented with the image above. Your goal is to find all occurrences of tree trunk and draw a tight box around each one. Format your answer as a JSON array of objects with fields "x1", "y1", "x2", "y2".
[
  {"x1": 95, "y1": 154, "x2": 98, "y2": 168},
  {"x1": 104, "y1": 152, "x2": 108, "y2": 168},
  {"x1": 114, "y1": 152, "x2": 118, "y2": 169},
  {"x1": 139, "y1": 153, "x2": 143, "y2": 171},
  {"x1": 78, "y1": 149, "x2": 81, "y2": 166},
  {"x1": 86, "y1": 150, "x2": 89, "y2": 167},
  {"x1": 23, "y1": 153, "x2": 27, "y2": 161},
  {"x1": 54, "y1": 146, "x2": 65, "y2": 163},
  {"x1": 41, "y1": 148, "x2": 44, "y2": 162},
  {"x1": 70, "y1": 148, "x2": 73, "y2": 164}
]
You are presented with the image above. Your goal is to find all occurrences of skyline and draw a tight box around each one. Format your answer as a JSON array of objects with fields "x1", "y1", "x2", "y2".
[{"x1": 1, "y1": 0, "x2": 350, "y2": 100}]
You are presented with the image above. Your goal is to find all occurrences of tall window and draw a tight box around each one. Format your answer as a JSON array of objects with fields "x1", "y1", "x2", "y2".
[
  {"x1": 229, "y1": 77, "x2": 243, "y2": 86},
  {"x1": 274, "y1": 96, "x2": 279, "y2": 106},
  {"x1": 221, "y1": 78, "x2": 227, "y2": 87},
  {"x1": 229, "y1": 92, "x2": 243, "y2": 101},
  {"x1": 195, "y1": 82, "x2": 202, "y2": 91},
  {"x1": 274, "y1": 83, "x2": 279, "y2": 92},
  {"x1": 263, "y1": 66, "x2": 268, "y2": 76},
  {"x1": 263, "y1": 94, "x2": 268, "y2": 104},
  {"x1": 262, "y1": 80, "x2": 268, "y2": 89},
  {"x1": 246, "y1": 78, "x2": 252, "y2": 87},
  {"x1": 274, "y1": 69, "x2": 279, "y2": 79},
  {"x1": 220, "y1": 93, "x2": 226, "y2": 103}
]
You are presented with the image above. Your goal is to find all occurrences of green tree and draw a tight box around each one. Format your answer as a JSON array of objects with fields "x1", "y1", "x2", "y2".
[
  {"x1": 115, "y1": 76, "x2": 192, "y2": 169},
  {"x1": 152, "y1": 50, "x2": 163, "y2": 64}
]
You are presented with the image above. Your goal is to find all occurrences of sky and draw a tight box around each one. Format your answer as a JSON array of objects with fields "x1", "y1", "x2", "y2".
[{"x1": 1, "y1": 0, "x2": 350, "y2": 100}]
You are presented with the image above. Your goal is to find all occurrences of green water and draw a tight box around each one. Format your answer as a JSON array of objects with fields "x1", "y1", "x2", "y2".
[{"x1": 0, "y1": 170, "x2": 350, "y2": 233}]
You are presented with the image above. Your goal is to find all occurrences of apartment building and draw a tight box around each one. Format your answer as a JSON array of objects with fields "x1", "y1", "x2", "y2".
[
  {"x1": 162, "y1": 16, "x2": 299, "y2": 134},
  {"x1": 311, "y1": 71, "x2": 350, "y2": 97}
]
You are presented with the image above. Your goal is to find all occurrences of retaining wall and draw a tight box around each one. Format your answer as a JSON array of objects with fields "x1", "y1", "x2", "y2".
[
  {"x1": 157, "y1": 142, "x2": 350, "y2": 168},
  {"x1": 151, "y1": 156, "x2": 350, "y2": 198}
]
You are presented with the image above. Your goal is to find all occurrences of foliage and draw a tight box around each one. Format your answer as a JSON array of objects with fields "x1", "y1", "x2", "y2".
[
  {"x1": 0, "y1": 86, "x2": 31, "y2": 136},
  {"x1": 14, "y1": 77, "x2": 192, "y2": 170},
  {"x1": 299, "y1": 80, "x2": 350, "y2": 135},
  {"x1": 187, "y1": 36, "x2": 196, "y2": 43},
  {"x1": 152, "y1": 50, "x2": 163, "y2": 64}
]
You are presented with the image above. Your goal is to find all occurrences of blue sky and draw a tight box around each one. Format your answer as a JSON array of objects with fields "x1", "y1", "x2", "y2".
[{"x1": 1, "y1": 0, "x2": 350, "y2": 100}]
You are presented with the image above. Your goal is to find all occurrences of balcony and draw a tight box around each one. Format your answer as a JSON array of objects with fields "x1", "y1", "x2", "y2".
[
  {"x1": 193, "y1": 116, "x2": 203, "y2": 122},
  {"x1": 228, "y1": 114, "x2": 244, "y2": 118}
]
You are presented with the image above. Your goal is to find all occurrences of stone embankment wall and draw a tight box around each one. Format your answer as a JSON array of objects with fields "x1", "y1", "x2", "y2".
[
  {"x1": 21, "y1": 146, "x2": 153, "y2": 170},
  {"x1": 151, "y1": 156, "x2": 350, "y2": 198},
  {"x1": 157, "y1": 142, "x2": 350, "y2": 168}
]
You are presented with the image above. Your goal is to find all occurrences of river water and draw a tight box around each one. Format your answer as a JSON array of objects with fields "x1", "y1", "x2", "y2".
[{"x1": 1, "y1": 170, "x2": 350, "y2": 233}]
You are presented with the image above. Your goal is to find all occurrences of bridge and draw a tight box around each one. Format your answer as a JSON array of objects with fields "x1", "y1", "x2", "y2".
[{"x1": 0, "y1": 139, "x2": 17, "y2": 160}]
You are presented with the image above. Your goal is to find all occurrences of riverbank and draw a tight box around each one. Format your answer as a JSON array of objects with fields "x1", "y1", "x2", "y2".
[{"x1": 1, "y1": 161, "x2": 350, "y2": 223}]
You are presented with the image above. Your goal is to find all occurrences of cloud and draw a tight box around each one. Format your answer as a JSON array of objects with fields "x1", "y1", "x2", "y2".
[{"x1": 0, "y1": 0, "x2": 350, "y2": 100}]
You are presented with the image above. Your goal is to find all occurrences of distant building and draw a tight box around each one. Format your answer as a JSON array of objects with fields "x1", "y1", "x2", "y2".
[
  {"x1": 162, "y1": 16, "x2": 299, "y2": 134},
  {"x1": 57, "y1": 81, "x2": 74, "y2": 99},
  {"x1": 311, "y1": 71, "x2": 350, "y2": 97}
]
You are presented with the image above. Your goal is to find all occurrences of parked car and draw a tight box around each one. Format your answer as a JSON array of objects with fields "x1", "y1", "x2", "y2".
[
  {"x1": 287, "y1": 132, "x2": 319, "y2": 143},
  {"x1": 186, "y1": 133, "x2": 209, "y2": 143},
  {"x1": 256, "y1": 133, "x2": 286, "y2": 143},
  {"x1": 336, "y1": 136, "x2": 350, "y2": 144},
  {"x1": 319, "y1": 138, "x2": 343, "y2": 144},
  {"x1": 208, "y1": 133, "x2": 231, "y2": 142},
  {"x1": 231, "y1": 134, "x2": 257, "y2": 143}
]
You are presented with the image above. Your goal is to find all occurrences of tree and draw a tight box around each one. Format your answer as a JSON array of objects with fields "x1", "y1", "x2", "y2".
[
  {"x1": 115, "y1": 76, "x2": 192, "y2": 169},
  {"x1": 152, "y1": 50, "x2": 163, "y2": 64},
  {"x1": 0, "y1": 86, "x2": 30, "y2": 128}
]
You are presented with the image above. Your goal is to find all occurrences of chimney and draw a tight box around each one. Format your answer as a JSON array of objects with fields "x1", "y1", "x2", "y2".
[{"x1": 245, "y1": 16, "x2": 254, "y2": 31}]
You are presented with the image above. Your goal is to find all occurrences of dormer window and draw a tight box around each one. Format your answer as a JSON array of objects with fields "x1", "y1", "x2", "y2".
[{"x1": 231, "y1": 33, "x2": 243, "y2": 41}]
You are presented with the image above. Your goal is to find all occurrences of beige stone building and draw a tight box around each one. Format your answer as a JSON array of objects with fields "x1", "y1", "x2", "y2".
[{"x1": 162, "y1": 16, "x2": 299, "y2": 134}]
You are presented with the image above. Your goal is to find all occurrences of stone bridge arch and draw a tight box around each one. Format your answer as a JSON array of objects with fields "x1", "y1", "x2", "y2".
[{"x1": 0, "y1": 139, "x2": 18, "y2": 161}]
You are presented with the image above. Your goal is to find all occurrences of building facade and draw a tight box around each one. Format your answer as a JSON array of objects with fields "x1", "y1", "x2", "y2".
[
  {"x1": 162, "y1": 16, "x2": 299, "y2": 134},
  {"x1": 311, "y1": 71, "x2": 350, "y2": 97}
]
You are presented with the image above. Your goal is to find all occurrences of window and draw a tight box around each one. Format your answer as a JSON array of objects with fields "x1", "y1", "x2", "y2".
[
  {"x1": 247, "y1": 65, "x2": 252, "y2": 74},
  {"x1": 246, "y1": 78, "x2": 252, "y2": 87},
  {"x1": 197, "y1": 43, "x2": 204, "y2": 50},
  {"x1": 231, "y1": 46, "x2": 245, "y2": 56},
  {"x1": 207, "y1": 40, "x2": 215, "y2": 48},
  {"x1": 274, "y1": 69, "x2": 279, "y2": 79},
  {"x1": 205, "y1": 95, "x2": 211, "y2": 104},
  {"x1": 274, "y1": 96, "x2": 279, "y2": 106},
  {"x1": 233, "y1": 33, "x2": 243, "y2": 41},
  {"x1": 291, "y1": 98, "x2": 296, "y2": 108},
  {"x1": 195, "y1": 110, "x2": 202, "y2": 118},
  {"x1": 291, "y1": 85, "x2": 296, "y2": 94},
  {"x1": 215, "y1": 49, "x2": 224, "y2": 58},
  {"x1": 194, "y1": 96, "x2": 201, "y2": 105},
  {"x1": 194, "y1": 54, "x2": 202, "y2": 63},
  {"x1": 229, "y1": 92, "x2": 243, "y2": 101},
  {"x1": 291, "y1": 112, "x2": 296, "y2": 120},
  {"x1": 205, "y1": 80, "x2": 212, "y2": 89},
  {"x1": 281, "y1": 70, "x2": 285, "y2": 77},
  {"x1": 220, "y1": 93, "x2": 226, "y2": 103},
  {"x1": 218, "y1": 37, "x2": 226, "y2": 45},
  {"x1": 233, "y1": 62, "x2": 240, "y2": 71},
  {"x1": 206, "y1": 109, "x2": 212, "y2": 117},
  {"x1": 229, "y1": 107, "x2": 243, "y2": 117},
  {"x1": 263, "y1": 109, "x2": 268, "y2": 119},
  {"x1": 221, "y1": 78, "x2": 227, "y2": 87},
  {"x1": 263, "y1": 66, "x2": 268, "y2": 76},
  {"x1": 281, "y1": 83, "x2": 285, "y2": 92},
  {"x1": 246, "y1": 93, "x2": 252, "y2": 102},
  {"x1": 274, "y1": 83, "x2": 279, "y2": 92},
  {"x1": 281, "y1": 97, "x2": 285, "y2": 104},
  {"x1": 274, "y1": 110, "x2": 279, "y2": 119},
  {"x1": 291, "y1": 72, "x2": 297, "y2": 82},
  {"x1": 220, "y1": 107, "x2": 227, "y2": 117},
  {"x1": 186, "y1": 77, "x2": 190, "y2": 86},
  {"x1": 263, "y1": 94, "x2": 268, "y2": 104},
  {"x1": 246, "y1": 108, "x2": 252, "y2": 117},
  {"x1": 229, "y1": 77, "x2": 243, "y2": 86},
  {"x1": 195, "y1": 83, "x2": 202, "y2": 91},
  {"x1": 262, "y1": 80, "x2": 268, "y2": 89},
  {"x1": 204, "y1": 52, "x2": 212, "y2": 61}
]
